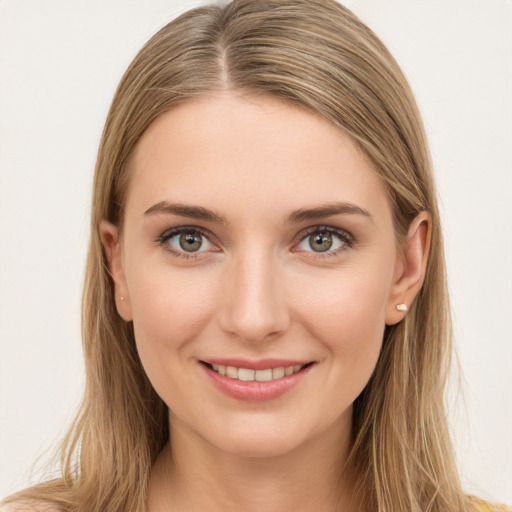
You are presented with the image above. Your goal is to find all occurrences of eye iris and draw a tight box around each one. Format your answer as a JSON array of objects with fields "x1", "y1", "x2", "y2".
[
  {"x1": 179, "y1": 232, "x2": 202, "y2": 252},
  {"x1": 309, "y1": 232, "x2": 333, "y2": 252}
]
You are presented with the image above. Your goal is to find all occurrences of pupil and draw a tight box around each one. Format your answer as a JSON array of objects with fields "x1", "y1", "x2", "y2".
[
  {"x1": 179, "y1": 232, "x2": 202, "y2": 252},
  {"x1": 310, "y1": 232, "x2": 332, "y2": 252}
]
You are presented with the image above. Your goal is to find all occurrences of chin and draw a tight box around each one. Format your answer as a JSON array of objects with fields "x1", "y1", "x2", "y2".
[
  {"x1": 212, "y1": 432, "x2": 304, "y2": 459},
  {"x1": 200, "y1": 413, "x2": 330, "y2": 459}
]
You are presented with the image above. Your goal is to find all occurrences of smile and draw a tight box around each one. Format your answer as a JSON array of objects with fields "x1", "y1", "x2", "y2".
[
  {"x1": 200, "y1": 359, "x2": 315, "y2": 401},
  {"x1": 208, "y1": 363, "x2": 305, "y2": 382}
]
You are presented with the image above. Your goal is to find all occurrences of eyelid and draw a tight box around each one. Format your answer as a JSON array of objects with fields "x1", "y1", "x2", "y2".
[
  {"x1": 292, "y1": 225, "x2": 355, "y2": 255},
  {"x1": 156, "y1": 223, "x2": 355, "y2": 260},
  {"x1": 157, "y1": 225, "x2": 220, "y2": 259}
]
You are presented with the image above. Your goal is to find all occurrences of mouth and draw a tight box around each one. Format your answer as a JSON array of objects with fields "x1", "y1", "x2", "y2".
[
  {"x1": 200, "y1": 361, "x2": 312, "y2": 382},
  {"x1": 199, "y1": 359, "x2": 315, "y2": 401}
]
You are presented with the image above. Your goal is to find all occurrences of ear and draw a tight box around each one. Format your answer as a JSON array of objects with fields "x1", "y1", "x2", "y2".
[
  {"x1": 99, "y1": 220, "x2": 133, "y2": 322},
  {"x1": 385, "y1": 211, "x2": 431, "y2": 325}
]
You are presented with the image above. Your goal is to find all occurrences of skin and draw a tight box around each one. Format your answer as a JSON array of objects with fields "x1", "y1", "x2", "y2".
[{"x1": 101, "y1": 93, "x2": 430, "y2": 512}]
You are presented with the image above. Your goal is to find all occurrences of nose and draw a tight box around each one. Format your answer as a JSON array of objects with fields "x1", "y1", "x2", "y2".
[{"x1": 218, "y1": 250, "x2": 290, "y2": 344}]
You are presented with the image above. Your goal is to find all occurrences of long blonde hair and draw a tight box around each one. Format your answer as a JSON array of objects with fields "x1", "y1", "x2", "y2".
[{"x1": 3, "y1": 1, "x2": 480, "y2": 510}]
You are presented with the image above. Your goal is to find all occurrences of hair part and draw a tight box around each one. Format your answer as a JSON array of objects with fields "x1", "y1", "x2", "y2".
[{"x1": 3, "y1": 1, "x2": 480, "y2": 511}]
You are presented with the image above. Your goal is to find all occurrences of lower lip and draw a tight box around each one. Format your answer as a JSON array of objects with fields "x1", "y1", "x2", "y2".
[{"x1": 200, "y1": 363, "x2": 313, "y2": 402}]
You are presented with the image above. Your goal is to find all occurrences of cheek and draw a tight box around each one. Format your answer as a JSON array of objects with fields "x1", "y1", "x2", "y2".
[
  {"x1": 126, "y1": 263, "x2": 219, "y2": 395},
  {"x1": 293, "y1": 264, "x2": 392, "y2": 391},
  {"x1": 129, "y1": 263, "x2": 217, "y2": 340},
  {"x1": 298, "y1": 263, "x2": 390, "y2": 337}
]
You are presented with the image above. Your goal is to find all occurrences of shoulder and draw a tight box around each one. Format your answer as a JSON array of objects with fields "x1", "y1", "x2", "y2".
[
  {"x1": 470, "y1": 496, "x2": 512, "y2": 512},
  {"x1": 0, "y1": 502, "x2": 62, "y2": 512}
]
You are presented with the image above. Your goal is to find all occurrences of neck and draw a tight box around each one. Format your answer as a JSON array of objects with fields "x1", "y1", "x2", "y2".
[{"x1": 148, "y1": 412, "x2": 362, "y2": 512}]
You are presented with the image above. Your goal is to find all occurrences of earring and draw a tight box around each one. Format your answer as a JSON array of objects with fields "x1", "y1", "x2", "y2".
[
  {"x1": 396, "y1": 303, "x2": 407, "y2": 312},
  {"x1": 120, "y1": 296, "x2": 125, "y2": 301}
]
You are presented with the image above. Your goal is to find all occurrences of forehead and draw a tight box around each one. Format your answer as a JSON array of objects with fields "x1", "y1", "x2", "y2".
[{"x1": 126, "y1": 94, "x2": 389, "y2": 223}]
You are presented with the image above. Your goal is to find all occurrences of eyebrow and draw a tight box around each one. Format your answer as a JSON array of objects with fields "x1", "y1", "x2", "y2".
[
  {"x1": 286, "y1": 202, "x2": 372, "y2": 223},
  {"x1": 144, "y1": 201, "x2": 227, "y2": 224},
  {"x1": 143, "y1": 200, "x2": 372, "y2": 225}
]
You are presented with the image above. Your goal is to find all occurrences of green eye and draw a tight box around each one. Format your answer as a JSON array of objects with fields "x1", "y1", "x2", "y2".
[
  {"x1": 179, "y1": 232, "x2": 203, "y2": 252},
  {"x1": 160, "y1": 227, "x2": 215, "y2": 256},
  {"x1": 308, "y1": 232, "x2": 333, "y2": 252},
  {"x1": 297, "y1": 227, "x2": 352, "y2": 255}
]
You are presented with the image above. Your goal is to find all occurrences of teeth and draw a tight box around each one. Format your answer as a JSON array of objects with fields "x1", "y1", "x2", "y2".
[
  {"x1": 226, "y1": 366, "x2": 238, "y2": 378},
  {"x1": 272, "y1": 367, "x2": 285, "y2": 379},
  {"x1": 238, "y1": 368, "x2": 255, "y2": 381},
  {"x1": 255, "y1": 368, "x2": 272, "y2": 381},
  {"x1": 210, "y1": 364, "x2": 306, "y2": 381}
]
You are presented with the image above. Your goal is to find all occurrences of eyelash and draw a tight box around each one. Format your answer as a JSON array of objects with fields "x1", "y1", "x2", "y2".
[
  {"x1": 157, "y1": 226, "x2": 215, "y2": 260},
  {"x1": 157, "y1": 225, "x2": 355, "y2": 260},
  {"x1": 294, "y1": 225, "x2": 355, "y2": 258}
]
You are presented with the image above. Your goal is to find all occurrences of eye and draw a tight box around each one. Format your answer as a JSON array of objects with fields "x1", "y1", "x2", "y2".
[
  {"x1": 159, "y1": 227, "x2": 216, "y2": 257},
  {"x1": 296, "y1": 227, "x2": 353, "y2": 255}
]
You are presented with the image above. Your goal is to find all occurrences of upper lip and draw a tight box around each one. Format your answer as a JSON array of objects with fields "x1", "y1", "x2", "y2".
[{"x1": 200, "y1": 358, "x2": 313, "y2": 370}]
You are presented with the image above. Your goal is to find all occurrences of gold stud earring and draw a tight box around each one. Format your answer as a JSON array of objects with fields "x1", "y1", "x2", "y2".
[
  {"x1": 396, "y1": 303, "x2": 407, "y2": 312},
  {"x1": 120, "y1": 296, "x2": 125, "y2": 301}
]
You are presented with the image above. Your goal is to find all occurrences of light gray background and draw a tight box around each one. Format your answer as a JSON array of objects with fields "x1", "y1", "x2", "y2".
[{"x1": 1, "y1": 0, "x2": 511, "y2": 503}]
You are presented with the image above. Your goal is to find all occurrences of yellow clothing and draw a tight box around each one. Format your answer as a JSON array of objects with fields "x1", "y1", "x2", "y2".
[{"x1": 472, "y1": 496, "x2": 512, "y2": 512}]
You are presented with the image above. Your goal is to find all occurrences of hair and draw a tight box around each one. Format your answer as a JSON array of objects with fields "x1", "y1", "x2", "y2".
[{"x1": 2, "y1": 1, "x2": 486, "y2": 511}]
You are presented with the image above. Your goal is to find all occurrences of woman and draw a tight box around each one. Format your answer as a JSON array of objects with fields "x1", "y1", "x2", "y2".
[{"x1": 1, "y1": 1, "x2": 510, "y2": 511}]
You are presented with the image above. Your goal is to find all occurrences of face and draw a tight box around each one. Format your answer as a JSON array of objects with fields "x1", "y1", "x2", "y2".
[{"x1": 102, "y1": 94, "x2": 425, "y2": 458}]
